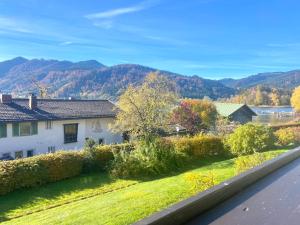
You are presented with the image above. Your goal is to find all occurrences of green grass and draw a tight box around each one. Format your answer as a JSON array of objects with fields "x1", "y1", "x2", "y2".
[{"x1": 0, "y1": 149, "x2": 289, "y2": 225}]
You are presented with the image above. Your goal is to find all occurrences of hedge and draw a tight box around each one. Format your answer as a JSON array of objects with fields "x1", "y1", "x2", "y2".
[
  {"x1": 170, "y1": 134, "x2": 227, "y2": 158},
  {"x1": 0, "y1": 143, "x2": 133, "y2": 195},
  {"x1": 274, "y1": 127, "x2": 300, "y2": 146}
]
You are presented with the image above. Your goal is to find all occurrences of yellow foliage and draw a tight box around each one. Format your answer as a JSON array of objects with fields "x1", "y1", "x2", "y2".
[
  {"x1": 291, "y1": 86, "x2": 300, "y2": 112},
  {"x1": 274, "y1": 127, "x2": 300, "y2": 146},
  {"x1": 184, "y1": 171, "x2": 216, "y2": 193},
  {"x1": 171, "y1": 134, "x2": 225, "y2": 157},
  {"x1": 112, "y1": 72, "x2": 179, "y2": 138}
]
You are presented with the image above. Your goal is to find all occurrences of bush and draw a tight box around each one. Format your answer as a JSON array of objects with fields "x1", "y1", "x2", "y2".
[
  {"x1": 171, "y1": 134, "x2": 226, "y2": 158},
  {"x1": 274, "y1": 127, "x2": 300, "y2": 146},
  {"x1": 235, "y1": 153, "x2": 267, "y2": 174},
  {"x1": 235, "y1": 151, "x2": 283, "y2": 174},
  {"x1": 38, "y1": 152, "x2": 84, "y2": 182},
  {"x1": 225, "y1": 123, "x2": 275, "y2": 156},
  {"x1": 0, "y1": 143, "x2": 133, "y2": 195},
  {"x1": 184, "y1": 171, "x2": 216, "y2": 194},
  {"x1": 110, "y1": 138, "x2": 186, "y2": 178},
  {"x1": 0, "y1": 151, "x2": 84, "y2": 195},
  {"x1": 92, "y1": 143, "x2": 134, "y2": 171}
]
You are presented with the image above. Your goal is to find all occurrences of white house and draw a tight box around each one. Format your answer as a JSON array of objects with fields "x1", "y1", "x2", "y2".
[{"x1": 0, "y1": 94, "x2": 123, "y2": 160}]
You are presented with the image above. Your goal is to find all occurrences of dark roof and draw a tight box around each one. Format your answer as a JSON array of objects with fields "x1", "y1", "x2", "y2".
[{"x1": 0, "y1": 99, "x2": 117, "y2": 122}]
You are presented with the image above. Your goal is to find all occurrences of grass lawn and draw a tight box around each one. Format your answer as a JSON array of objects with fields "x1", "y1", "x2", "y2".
[{"x1": 0, "y1": 149, "x2": 288, "y2": 225}]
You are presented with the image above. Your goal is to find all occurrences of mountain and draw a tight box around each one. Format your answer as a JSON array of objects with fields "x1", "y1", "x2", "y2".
[
  {"x1": 0, "y1": 57, "x2": 235, "y2": 100},
  {"x1": 0, "y1": 57, "x2": 28, "y2": 77},
  {"x1": 220, "y1": 70, "x2": 300, "y2": 89}
]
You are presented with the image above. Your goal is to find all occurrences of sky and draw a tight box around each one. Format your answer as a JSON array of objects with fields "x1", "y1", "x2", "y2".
[{"x1": 1, "y1": 0, "x2": 300, "y2": 79}]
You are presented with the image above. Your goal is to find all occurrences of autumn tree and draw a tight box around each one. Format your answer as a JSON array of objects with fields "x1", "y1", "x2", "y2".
[
  {"x1": 170, "y1": 99, "x2": 218, "y2": 133},
  {"x1": 255, "y1": 86, "x2": 264, "y2": 105},
  {"x1": 112, "y1": 72, "x2": 179, "y2": 140},
  {"x1": 31, "y1": 78, "x2": 49, "y2": 99},
  {"x1": 170, "y1": 101, "x2": 202, "y2": 134},
  {"x1": 291, "y1": 86, "x2": 300, "y2": 112},
  {"x1": 269, "y1": 88, "x2": 280, "y2": 106}
]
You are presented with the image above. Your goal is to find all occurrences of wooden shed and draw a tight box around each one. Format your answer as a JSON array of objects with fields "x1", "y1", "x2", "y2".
[{"x1": 214, "y1": 102, "x2": 257, "y2": 124}]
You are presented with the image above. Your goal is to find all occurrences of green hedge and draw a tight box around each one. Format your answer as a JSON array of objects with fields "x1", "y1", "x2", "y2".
[
  {"x1": 0, "y1": 143, "x2": 133, "y2": 195},
  {"x1": 93, "y1": 143, "x2": 134, "y2": 169},
  {"x1": 170, "y1": 134, "x2": 226, "y2": 158}
]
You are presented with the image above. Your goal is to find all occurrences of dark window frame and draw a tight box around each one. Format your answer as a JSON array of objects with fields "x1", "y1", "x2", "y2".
[
  {"x1": 64, "y1": 123, "x2": 78, "y2": 144},
  {"x1": 12, "y1": 122, "x2": 38, "y2": 137},
  {"x1": 98, "y1": 138, "x2": 104, "y2": 145},
  {"x1": 0, "y1": 123, "x2": 7, "y2": 138},
  {"x1": 15, "y1": 151, "x2": 23, "y2": 159},
  {"x1": 45, "y1": 121, "x2": 53, "y2": 129},
  {"x1": 26, "y1": 150, "x2": 34, "y2": 157}
]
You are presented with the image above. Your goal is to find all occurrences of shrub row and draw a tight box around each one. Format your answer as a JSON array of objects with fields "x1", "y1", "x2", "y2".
[
  {"x1": 235, "y1": 151, "x2": 285, "y2": 174},
  {"x1": 110, "y1": 135, "x2": 227, "y2": 179},
  {"x1": 110, "y1": 138, "x2": 186, "y2": 178},
  {"x1": 0, "y1": 143, "x2": 133, "y2": 195},
  {"x1": 170, "y1": 134, "x2": 227, "y2": 158}
]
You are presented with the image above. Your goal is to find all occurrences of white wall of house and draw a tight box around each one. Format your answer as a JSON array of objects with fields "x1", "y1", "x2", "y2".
[{"x1": 0, "y1": 117, "x2": 123, "y2": 158}]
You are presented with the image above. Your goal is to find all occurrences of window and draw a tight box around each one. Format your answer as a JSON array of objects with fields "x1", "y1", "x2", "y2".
[
  {"x1": 13, "y1": 122, "x2": 38, "y2": 136},
  {"x1": 0, "y1": 123, "x2": 7, "y2": 138},
  {"x1": 27, "y1": 150, "x2": 34, "y2": 157},
  {"x1": 48, "y1": 146, "x2": 56, "y2": 153},
  {"x1": 45, "y1": 121, "x2": 52, "y2": 129},
  {"x1": 64, "y1": 124, "x2": 78, "y2": 143},
  {"x1": 15, "y1": 151, "x2": 23, "y2": 159},
  {"x1": 98, "y1": 138, "x2": 104, "y2": 145},
  {"x1": 20, "y1": 122, "x2": 31, "y2": 136}
]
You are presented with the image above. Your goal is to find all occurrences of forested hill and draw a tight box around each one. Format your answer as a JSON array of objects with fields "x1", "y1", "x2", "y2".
[
  {"x1": 0, "y1": 57, "x2": 235, "y2": 100},
  {"x1": 220, "y1": 70, "x2": 300, "y2": 89}
]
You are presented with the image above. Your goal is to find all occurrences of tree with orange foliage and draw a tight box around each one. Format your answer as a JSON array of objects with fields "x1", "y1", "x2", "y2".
[{"x1": 170, "y1": 99, "x2": 218, "y2": 133}]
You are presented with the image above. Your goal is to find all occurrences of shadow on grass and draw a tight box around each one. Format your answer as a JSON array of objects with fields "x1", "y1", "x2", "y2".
[
  {"x1": 0, "y1": 155, "x2": 232, "y2": 222},
  {"x1": 129, "y1": 155, "x2": 234, "y2": 183},
  {"x1": 0, "y1": 172, "x2": 115, "y2": 221}
]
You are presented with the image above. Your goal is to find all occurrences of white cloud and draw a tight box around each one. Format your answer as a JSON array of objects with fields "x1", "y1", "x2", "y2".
[
  {"x1": 0, "y1": 16, "x2": 32, "y2": 33},
  {"x1": 86, "y1": 6, "x2": 144, "y2": 19},
  {"x1": 85, "y1": 0, "x2": 158, "y2": 20}
]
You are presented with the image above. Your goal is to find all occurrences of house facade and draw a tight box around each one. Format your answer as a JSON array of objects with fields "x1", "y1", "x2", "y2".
[
  {"x1": 0, "y1": 94, "x2": 123, "y2": 159},
  {"x1": 214, "y1": 102, "x2": 257, "y2": 124}
]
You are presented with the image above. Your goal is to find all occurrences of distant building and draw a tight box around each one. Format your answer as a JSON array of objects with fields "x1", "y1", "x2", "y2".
[
  {"x1": 214, "y1": 102, "x2": 257, "y2": 124},
  {"x1": 0, "y1": 94, "x2": 123, "y2": 160}
]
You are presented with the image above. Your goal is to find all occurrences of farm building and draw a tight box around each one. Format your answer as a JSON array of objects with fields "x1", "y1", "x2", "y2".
[{"x1": 214, "y1": 102, "x2": 257, "y2": 124}]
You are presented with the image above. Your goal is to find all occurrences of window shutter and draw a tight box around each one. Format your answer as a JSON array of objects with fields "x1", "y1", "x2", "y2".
[
  {"x1": 12, "y1": 123, "x2": 20, "y2": 136},
  {"x1": 31, "y1": 122, "x2": 38, "y2": 135},
  {"x1": 0, "y1": 124, "x2": 7, "y2": 138}
]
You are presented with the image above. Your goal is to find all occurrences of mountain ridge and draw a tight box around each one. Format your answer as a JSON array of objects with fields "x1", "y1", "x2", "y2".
[
  {"x1": 1, "y1": 57, "x2": 300, "y2": 100},
  {"x1": 0, "y1": 57, "x2": 235, "y2": 100}
]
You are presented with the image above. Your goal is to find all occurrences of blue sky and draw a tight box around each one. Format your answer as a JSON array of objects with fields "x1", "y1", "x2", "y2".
[{"x1": 1, "y1": 0, "x2": 300, "y2": 79}]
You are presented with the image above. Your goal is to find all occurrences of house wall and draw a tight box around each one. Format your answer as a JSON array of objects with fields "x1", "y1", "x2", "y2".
[{"x1": 0, "y1": 118, "x2": 123, "y2": 158}]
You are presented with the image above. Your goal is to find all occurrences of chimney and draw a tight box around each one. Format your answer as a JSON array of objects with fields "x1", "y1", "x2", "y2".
[
  {"x1": 0, "y1": 94, "x2": 12, "y2": 104},
  {"x1": 29, "y1": 93, "x2": 37, "y2": 110}
]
